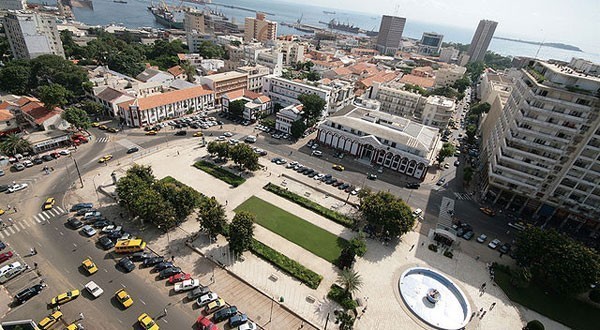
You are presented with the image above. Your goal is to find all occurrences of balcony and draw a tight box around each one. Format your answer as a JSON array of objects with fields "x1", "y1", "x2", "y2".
[
  {"x1": 497, "y1": 151, "x2": 550, "y2": 173},
  {"x1": 488, "y1": 170, "x2": 538, "y2": 194},
  {"x1": 523, "y1": 101, "x2": 588, "y2": 123},
  {"x1": 505, "y1": 134, "x2": 563, "y2": 155},
  {"x1": 492, "y1": 158, "x2": 545, "y2": 182},
  {"x1": 516, "y1": 110, "x2": 579, "y2": 134}
]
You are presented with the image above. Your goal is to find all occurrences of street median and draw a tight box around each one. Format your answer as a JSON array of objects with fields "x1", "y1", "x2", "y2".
[{"x1": 193, "y1": 160, "x2": 246, "y2": 187}]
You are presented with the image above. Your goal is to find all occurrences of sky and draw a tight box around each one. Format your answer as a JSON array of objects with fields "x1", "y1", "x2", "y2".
[{"x1": 282, "y1": 0, "x2": 600, "y2": 54}]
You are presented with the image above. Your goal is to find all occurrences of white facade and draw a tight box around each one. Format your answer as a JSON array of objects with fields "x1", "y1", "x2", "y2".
[
  {"x1": 275, "y1": 104, "x2": 303, "y2": 134},
  {"x1": 236, "y1": 65, "x2": 270, "y2": 92},
  {"x1": 276, "y1": 41, "x2": 306, "y2": 66},
  {"x1": 372, "y1": 82, "x2": 423, "y2": 120},
  {"x1": 568, "y1": 58, "x2": 600, "y2": 77},
  {"x1": 482, "y1": 60, "x2": 600, "y2": 227},
  {"x1": 200, "y1": 59, "x2": 225, "y2": 74},
  {"x1": 421, "y1": 96, "x2": 455, "y2": 129},
  {"x1": 435, "y1": 65, "x2": 467, "y2": 88},
  {"x1": 2, "y1": 10, "x2": 65, "y2": 59},
  {"x1": 317, "y1": 103, "x2": 441, "y2": 180},
  {"x1": 255, "y1": 50, "x2": 283, "y2": 76},
  {"x1": 418, "y1": 32, "x2": 443, "y2": 56},
  {"x1": 439, "y1": 47, "x2": 459, "y2": 63}
]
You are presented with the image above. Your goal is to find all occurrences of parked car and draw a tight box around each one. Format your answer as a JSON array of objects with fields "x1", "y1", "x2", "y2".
[
  {"x1": 118, "y1": 257, "x2": 135, "y2": 273},
  {"x1": 197, "y1": 315, "x2": 218, "y2": 330},
  {"x1": 462, "y1": 231, "x2": 475, "y2": 240},
  {"x1": 311, "y1": 150, "x2": 323, "y2": 157},
  {"x1": 142, "y1": 257, "x2": 164, "y2": 268},
  {"x1": 367, "y1": 173, "x2": 377, "y2": 180},
  {"x1": 81, "y1": 225, "x2": 96, "y2": 237},
  {"x1": 476, "y1": 234, "x2": 488, "y2": 243},
  {"x1": 15, "y1": 284, "x2": 45, "y2": 304},
  {"x1": 187, "y1": 286, "x2": 210, "y2": 300},
  {"x1": 153, "y1": 262, "x2": 174, "y2": 272},
  {"x1": 213, "y1": 306, "x2": 238, "y2": 322},
  {"x1": 130, "y1": 252, "x2": 152, "y2": 262},
  {"x1": 406, "y1": 182, "x2": 421, "y2": 189},
  {"x1": 229, "y1": 314, "x2": 248, "y2": 327},
  {"x1": 127, "y1": 147, "x2": 139, "y2": 154},
  {"x1": 175, "y1": 130, "x2": 187, "y2": 136},
  {"x1": 488, "y1": 239, "x2": 501, "y2": 249},
  {"x1": 70, "y1": 203, "x2": 93, "y2": 212},
  {"x1": 67, "y1": 218, "x2": 83, "y2": 229},
  {"x1": 7, "y1": 183, "x2": 28, "y2": 193},
  {"x1": 159, "y1": 267, "x2": 182, "y2": 279},
  {"x1": 197, "y1": 292, "x2": 219, "y2": 307},
  {"x1": 0, "y1": 251, "x2": 14, "y2": 264},
  {"x1": 98, "y1": 236, "x2": 115, "y2": 250},
  {"x1": 168, "y1": 273, "x2": 192, "y2": 284},
  {"x1": 499, "y1": 243, "x2": 511, "y2": 254},
  {"x1": 238, "y1": 322, "x2": 257, "y2": 330},
  {"x1": 174, "y1": 278, "x2": 201, "y2": 292}
]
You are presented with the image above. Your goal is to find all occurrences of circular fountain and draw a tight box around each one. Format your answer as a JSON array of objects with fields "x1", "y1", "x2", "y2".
[{"x1": 398, "y1": 267, "x2": 471, "y2": 330}]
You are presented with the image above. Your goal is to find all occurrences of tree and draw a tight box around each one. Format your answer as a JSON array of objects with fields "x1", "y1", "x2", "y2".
[
  {"x1": 227, "y1": 211, "x2": 255, "y2": 258},
  {"x1": 197, "y1": 197, "x2": 227, "y2": 240},
  {"x1": 484, "y1": 51, "x2": 512, "y2": 70},
  {"x1": 463, "y1": 167, "x2": 474, "y2": 184},
  {"x1": 197, "y1": 41, "x2": 225, "y2": 59},
  {"x1": 29, "y1": 54, "x2": 89, "y2": 96},
  {"x1": 303, "y1": 71, "x2": 321, "y2": 81},
  {"x1": 290, "y1": 119, "x2": 307, "y2": 140},
  {"x1": 0, "y1": 134, "x2": 32, "y2": 156},
  {"x1": 298, "y1": 93, "x2": 326, "y2": 125},
  {"x1": 336, "y1": 268, "x2": 363, "y2": 295},
  {"x1": 79, "y1": 101, "x2": 104, "y2": 116},
  {"x1": 132, "y1": 187, "x2": 177, "y2": 228},
  {"x1": 470, "y1": 102, "x2": 491, "y2": 115},
  {"x1": 207, "y1": 141, "x2": 230, "y2": 159},
  {"x1": 452, "y1": 76, "x2": 471, "y2": 93},
  {"x1": 116, "y1": 165, "x2": 155, "y2": 215},
  {"x1": 0, "y1": 60, "x2": 30, "y2": 94},
  {"x1": 154, "y1": 181, "x2": 201, "y2": 223},
  {"x1": 436, "y1": 142, "x2": 456, "y2": 164},
  {"x1": 348, "y1": 233, "x2": 367, "y2": 257},
  {"x1": 465, "y1": 124, "x2": 478, "y2": 144},
  {"x1": 514, "y1": 227, "x2": 600, "y2": 295},
  {"x1": 358, "y1": 191, "x2": 414, "y2": 238},
  {"x1": 335, "y1": 310, "x2": 355, "y2": 330},
  {"x1": 466, "y1": 61, "x2": 485, "y2": 82},
  {"x1": 62, "y1": 107, "x2": 91, "y2": 130},
  {"x1": 228, "y1": 99, "x2": 246, "y2": 119},
  {"x1": 229, "y1": 143, "x2": 259, "y2": 171},
  {"x1": 180, "y1": 60, "x2": 196, "y2": 83},
  {"x1": 38, "y1": 84, "x2": 71, "y2": 110}
]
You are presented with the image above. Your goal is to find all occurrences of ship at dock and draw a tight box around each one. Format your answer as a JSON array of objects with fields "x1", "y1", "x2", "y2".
[
  {"x1": 323, "y1": 10, "x2": 336, "y2": 15},
  {"x1": 148, "y1": 0, "x2": 184, "y2": 29},
  {"x1": 320, "y1": 19, "x2": 359, "y2": 34}
]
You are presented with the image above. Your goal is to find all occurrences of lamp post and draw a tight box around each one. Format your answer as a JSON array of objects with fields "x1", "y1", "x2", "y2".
[
  {"x1": 158, "y1": 225, "x2": 171, "y2": 253},
  {"x1": 70, "y1": 154, "x2": 84, "y2": 188}
]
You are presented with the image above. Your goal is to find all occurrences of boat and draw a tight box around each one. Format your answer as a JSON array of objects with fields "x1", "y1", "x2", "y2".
[
  {"x1": 148, "y1": 0, "x2": 184, "y2": 29},
  {"x1": 294, "y1": 26, "x2": 314, "y2": 33},
  {"x1": 365, "y1": 29, "x2": 378, "y2": 37},
  {"x1": 323, "y1": 10, "x2": 336, "y2": 15},
  {"x1": 113, "y1": 0, "x2": 127, "y2": 3},
  {"x1": 323, "y1": 19, "x2": 359, "y2": 34}
]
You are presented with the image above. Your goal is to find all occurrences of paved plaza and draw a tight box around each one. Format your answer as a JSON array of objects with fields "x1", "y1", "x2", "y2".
[{"x1": 75, "y1": 136, "x2": 568, "y2": 329}]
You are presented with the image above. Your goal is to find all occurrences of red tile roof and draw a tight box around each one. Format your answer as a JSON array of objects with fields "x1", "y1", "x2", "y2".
[
  {"x1": 168, "y1": 65, "x2": 185, "y2": 77},
  {"x1": 20, "y1": 101, "x2": 62, "y2": 125},
  {"x1": 400, "y1": 74, "x2": 435, "y2": 89},
  {"x1": 358, "y1": 71, "x2": 400, "y2": 88},
  {"x1": 0, "y1": 109, "x2": 14, "y2": 121},
  {"x1": 118, "y1": 86, "x2": 214, "y2": 111},
  {"x1": 16, "y1": 96, "x2": 39, "y2": 107}
]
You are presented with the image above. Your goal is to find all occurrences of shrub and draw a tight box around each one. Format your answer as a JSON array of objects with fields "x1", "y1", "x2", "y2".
[
  {"x1": 193, "y1": 161, "x2": 246, "y2": 187},
  {"x1": 590, "y1": 289, "x2": 600, "y2": 303},
  {"x1": 428, "y1": 244, "x2": 438, "y2": 252},
  {"x1": 444, "y1": 250, "x2": 453, "y2": 258},
  {"x1": 263, "y1": 183, "x2": 353, "y2": 227},
  {"x1": 327, "y1": 284, "x2": 358, "y2": 310},
  {"x1": 250, "y1": 239, "x2": 322, "y2": 289}
]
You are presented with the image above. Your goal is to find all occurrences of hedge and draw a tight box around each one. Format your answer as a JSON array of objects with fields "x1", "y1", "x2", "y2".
[
  {"x1": 250, "y1": 239, "x2": 322, "y2": 289},
  {"x1": 193, "y1": 161, "x2": 246, "y2": 187},
  {"x1": 263, "y1": 183, "x2": 353, "y2": 228},
  {"x1": 327, "y1": 284, "x2": 358, "y2": 310}
]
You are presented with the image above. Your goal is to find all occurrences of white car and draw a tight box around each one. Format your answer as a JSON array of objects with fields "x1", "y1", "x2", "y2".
[
  {"x1": 101, "y1": 225, "x2": 121, "y2": 234},
  {"x1": 488, "y1": 239, "x2": 501, "y2": 249},
  {"x1": 223, "y1": 132, "x2": 234, "y2": 137},
  {"x1": 7, "y1": 183, "x2": 28, "y2": 193},
  {"x1": 238, "y1": 322, "x2": 257, "y2": 330},
  {"x1": 413, "y1": 208, "x2": 423, "y2": 217},
  {"x1": 22, "y1": 160, "x2": 34, "y2": 167},
  {"x1": 196, "y1": 292, "x2": 218, "y2": 307},
  {"x1": 85, "y1": 281, "x2": 104, "y2": 298},
  {"x1": 83, "y1": 211, "x2": 102, "y2": 220},
  {"x1": 314, "y1": 173, "x2": 325, "y2": 180},
  {"x1": 476, "y1": 234, "x2": 488, "y2": 243},
  {"x1": 286, "y1": 161, "x2": 298, "y2": 169},
  {"x1": 81, "y1": 225, "x2": 97, "y2": 237},
  {"x1": 174, "y1": 279, "x2": 200, "y2": 292},
  {"x1": 59, "y1": 150, "x2": 71, "y2": 156},
  {"x1": 217, "y1": 136, "x2": 226, "y2": 141}
]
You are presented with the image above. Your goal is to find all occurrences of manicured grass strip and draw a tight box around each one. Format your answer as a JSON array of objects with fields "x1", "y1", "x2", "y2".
[
  {"x1": 263, "y1": 183, "x2": 353, "y2": 228},
  {"x1": 235, "y1": 196, "x2": 347, "y2": 263},
  {"x1": 193, "y1": 161, "x2": 246, "y2": 187},
  {"x1": 495, "y1": 267, "x2": 599, "y2": 330},
  {"x1": 251, "y1": 239, "x2": 322, "y2": 289}
]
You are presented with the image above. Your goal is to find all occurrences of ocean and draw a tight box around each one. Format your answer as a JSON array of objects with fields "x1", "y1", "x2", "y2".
[{"x1": 56, "y1": 0, "x2": 600, "y2": 63}]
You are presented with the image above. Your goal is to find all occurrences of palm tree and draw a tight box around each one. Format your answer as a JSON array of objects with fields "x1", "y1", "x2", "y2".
[
  {"x1": 337, "y1": 268, "x2": 363, "y2": 295},
  {"x1": 0, "y1": 133, "x2": 31, "y2": 156}
]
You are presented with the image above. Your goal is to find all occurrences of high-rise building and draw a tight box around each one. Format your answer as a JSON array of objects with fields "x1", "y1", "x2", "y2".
[
  {"x1": 481, "y1": 60, "x2": 600, "y2": 229},
  {"x1": 467, "y1": 19, "x2": 497, "y2": 63},
  {"x1": 0, "y1": 0, "x2": 25, "y2": 10},
  {"x1": 2, "y1": 11, "x2": 65, "y2": 59},
  {"x1": 184, "y1": 9, "x2": 205, "y2": 34},
  {"x1": 418, "y1": 32, "x2": 443, "y2": 56},
  {"x1": 244, "y1": 13, "x2": 277, "y2": 43},
  {"x1": 375, "y1": 15, "x2": 406, "y2": 55}
]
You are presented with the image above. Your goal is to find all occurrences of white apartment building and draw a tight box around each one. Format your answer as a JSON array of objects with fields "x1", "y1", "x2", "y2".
[
  {"x1": 216, "y1": 35, "x2": 243, "y2": 46},
  {"x1": 482, "y1": 60, "x2": 600, "y2": 232},
  {"x1": 435, "y1": 65, "x2": 467, "y2": 88},
  {"x1": 2, "y1": 10, "x2": 65, "y2": 59},
  {"x1": 478, "y1": 71, "x2": 515, "y2": 144},
  {"x1": 255, "y1": 50, "x2": 283, "y2": 76},
  {"x1": 0, "y1": 0, "x2": 25, "y2": 10},
  {"x1": 372, "y1": 82, "x2": 423, "y2": 121},
  {"x1": 438, "y1": 47, "x2": 459, "y2": 63},
  {"x1": 569, "y1": 58, "x2": 600, "y2": 76},
  {"x1": 275, "y1": 104, "x2": 303, "y2": 134},
  {"x1": 236, "y1": 65, "x2": 270, "y2": 92},
  {"x1": 262, "y1": 75, "x2": 354, "y2": 117},
  {"x1": 421, "y1": 96, "x2": 455, "y2": 129},
  {"x1": 275, "y1": 41, "x2": 306, "y2": 66},
  {"x1": 316, "y1": 101, "x2": 441, "y2": 180}
]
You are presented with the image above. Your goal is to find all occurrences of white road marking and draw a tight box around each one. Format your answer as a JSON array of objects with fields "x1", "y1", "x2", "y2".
[
  {"x1": 59, "y1": 231, "x2": 64, "y2": 236},
  {"x1": 120, "y1": 283, "x2": 126, "y2": 288},
  {"x1": 35, "y1": 217, "x2": 42, "y2": 223},
  {"x1": 140, "y1": 299, "x2": 146, "y2": 305},
  {"x1": 18, "y1": 223, "x2": 26, "y2": 230},
  {"x1": 161, "y1": 319, "x2": 168, "y2": 324},
  {"x1": 56, "y1": 206, "x2": 65, "y2": 213}
]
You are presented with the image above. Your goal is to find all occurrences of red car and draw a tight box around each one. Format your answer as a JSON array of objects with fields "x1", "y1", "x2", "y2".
[
  {"x1": 0, "y1": 251, "x2": 14, "y2": 264},
  {"x1": 196, "y1": 315, "x2": 217, "y2": 330},
  {"x1": 168, "y1": 273, "x2": 191, "y2": 284}
]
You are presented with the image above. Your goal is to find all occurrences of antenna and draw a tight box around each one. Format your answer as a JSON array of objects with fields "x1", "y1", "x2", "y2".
[{"x1": 534, "y1": 30, "x2": 546, "y2": 60}]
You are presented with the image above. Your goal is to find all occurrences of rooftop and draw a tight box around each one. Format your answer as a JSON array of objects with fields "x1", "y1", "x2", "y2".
[
  {"x1": 202, "y1": 71, "x2": 247, "y2": 82},
  {"x1": 0, "y1": 109, "x2": 14, "y2": 121},
  {"x1": 400, "y1": 74, "x2": 435, "y2": 89},
  {"x1": 118, "y1": 86, "x2": 214, "y2": 111}
]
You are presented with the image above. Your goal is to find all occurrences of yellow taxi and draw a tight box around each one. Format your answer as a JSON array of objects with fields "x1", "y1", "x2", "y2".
[
  {"x1": 145, "y1": 130, "x2": 157, "y2": 136},
  {"x1": 91, "y1": 122, "x2": 100, "y2": 127},
  {"x1": 50, "y1": 289, "x2": 80, "y2": 306},
  {"x1": 82, "y1": 257, "x2": 98, "y2": 275},
  {"x1": 138, "y1": 313, "x2": 159, "y2": 330},
  {"x1": 43, "y1": 197, "x2": 55, "y2": 210},
  {"x1": 115, "y1": 289, "x2": 134, "y2": 308},
  {"x1": 332, "y1": 164, "x2": 345, "y2": 171},
  {"x1": 193, "y1": 132, "x2": 204, "y2": 137},
  {"x1": 204, "y1": 297, "x2": 226, "y2": 314},
  {"x1": 38, "y1": 311, "x2": 63, "y2": 330},
  {"x1": 98, "y1": 154, "x2": 113, "y2": 163},
  {"x1": 64, "y1": 324, "x2": 79, "y2": 330},
  {"x1": 99, "y1": 125, "x2": 108, "y2": 130},
  {"x1": 0, "y1": 208, "x2": 4, "y2": 216}
]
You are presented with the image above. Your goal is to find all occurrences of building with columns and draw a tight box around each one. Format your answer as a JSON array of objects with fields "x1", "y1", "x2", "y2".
[{"x1": 316, "y1": 100, "x2": 441, "y2": 180}]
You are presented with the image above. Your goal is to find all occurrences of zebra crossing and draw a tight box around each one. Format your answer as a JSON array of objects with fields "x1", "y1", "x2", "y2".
[
  {"x1": 96, "y1": 137, "x2": 110, "y2": 143},
  {"x1": 453, "y1": 192, "x2": 473, "y2": 201},
  {"x1": 0, "y1": 206, "x2": 67, "y2": 239}
]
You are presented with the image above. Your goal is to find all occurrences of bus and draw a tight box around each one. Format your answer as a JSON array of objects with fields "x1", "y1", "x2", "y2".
[{"x1": 114, "y1": 239, "x2": 146, "y2": 254}]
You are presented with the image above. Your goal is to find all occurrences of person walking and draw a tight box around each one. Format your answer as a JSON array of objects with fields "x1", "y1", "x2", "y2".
[
  {"x1": 490, "y1": 302, "x2": 496, "y2": 310},
  {"x1": 78, "y1": 312, "x2": 85, "y2": 321}
]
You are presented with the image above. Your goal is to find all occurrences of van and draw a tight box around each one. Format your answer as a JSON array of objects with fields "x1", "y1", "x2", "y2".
[
  {"x1": 244, "y1": 135, "x2": 256, "y2": 143},
  {"x1": 115, "y1": 239, "x2": 147, "y2": 254},
  {"x1": 0, "y1": 261, "x2": 25, "y2": 283}
]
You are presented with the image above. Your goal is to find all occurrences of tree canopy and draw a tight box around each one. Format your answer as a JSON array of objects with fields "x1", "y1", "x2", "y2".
[
  {"x1": 229, "y1": 143, "x2": 260, "y2": 171},
  {"x1": 514, "y1": 227, "x2": 600, "y2": 295},
  {"x1": 436, "y1": 142, "x2": 456, "y2": 164},
  {"x1": 0, "y1": 134, "x2": 32, "y2": 156},
  {"x1": 359, "y1": 191, "x2": 414, "y2": 238},
  {"x1": 38, "y1": 84, "x2": 72, "y2": 110},
  {"x1": 290, "y1": 119, "x2": 307, "y2": 139},
  {"x1": 197, "y1": 41, "x2": 226, "y2": 59},
  {"x1": 62, "y1": 106, "x2": 91, "y2": 130},
  {"x1": 227, "y1": 211, "x2": 255, "y2": 258},
  {"x1": 298, "y1": 93, "x2": 326, "y2": 125},
  {"x1": 228, "y1": 99, "x2": 246, "y2": 118}
]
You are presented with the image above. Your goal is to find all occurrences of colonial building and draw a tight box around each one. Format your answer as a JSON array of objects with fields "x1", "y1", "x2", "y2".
[
  {"x1": 221, "y1": 89, "x2": 272, "y2": 121},
  {"x1": 276, "y1": 104, "x2": 303, "y2": 134},
  {"x1": 199, "y1": 71, "x2": 248, "y2": 102},
  {"x1": 117, "y1": 86, "x2": 215, "y2": 127},
  {"x1": 316, "y1": 100, "x2": 441, "y2": 180}
]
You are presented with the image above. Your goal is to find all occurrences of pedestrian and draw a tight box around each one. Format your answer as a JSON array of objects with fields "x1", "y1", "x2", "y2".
[
  {"x1": 8, "y1": 218, "x2": 13, "y2": 225},
  {"x1": 409, "y1": 244, "x2": 415, "y2": 251},
  {"x1": 34, "y1": 262, "x2": 38, "y2": 269},
  {"x1": 480, "y1": 311, "x2": 486, "y2": 319},
  {"x1": 177, "y1": 151, "x2": 180, "y2": 156},
  {"x1": 470, "y1": 312, "x2": 476, "y2": 321},
  {"x1": 490, "y1": 302, "x2": 496, "y2": 310},
  {"x1": 475, "y1": 255, "x2": 480, "y2": 260},
  {"x1": 33, "y1": 247, "x2": 37, "y2": 255},
  {"x1": 506, "y1": 230, "x2": 510, "y2": 235},
  {"x1": 225, "y1": 200, "x2": 228, "y2": 205},
  {"x1": 6, "y1": 204, "x2": 10, "y2": 210},
  {"x1": 30, "y1": 248, "x2": 35, "y2": 255},
  {"x1": 163, "y1": 308, "x2": 168, "y2": 316},
  {"x1": 171, "y1": 255, "x2": 175, "y2": 262},
  {"x1": 78, "y1": 312, "x2": 84, "y2": 320},
  {"x1": 13, "y1": 207, "x2": 17, "y2": 213}
]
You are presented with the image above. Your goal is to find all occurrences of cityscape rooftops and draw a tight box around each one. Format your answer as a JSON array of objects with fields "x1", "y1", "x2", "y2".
[{"x1": 118, "y1": 85, "x2": 213, "y2": 111}]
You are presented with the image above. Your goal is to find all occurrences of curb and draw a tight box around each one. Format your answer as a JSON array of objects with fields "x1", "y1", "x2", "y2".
[
  {"x1": 184, "y1": 241, "x2": 321, "y2": 330},
  {"x1": 281, "y1": 173, "x2": 359, "y2": 208}
]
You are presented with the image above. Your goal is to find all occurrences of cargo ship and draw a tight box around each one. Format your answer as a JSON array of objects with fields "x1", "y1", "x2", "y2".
[
  {"x1": 148, "y1": 1, "x2": 184, "y2": 29},
  {"x1": 320, "y1": 19, "x2": 359, "y2": 34},
  {"x1": 323, "y1": 10, "x2": 336, "y2": 15}
]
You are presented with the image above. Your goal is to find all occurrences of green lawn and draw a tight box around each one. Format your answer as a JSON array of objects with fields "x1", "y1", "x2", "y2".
[
  {"x1": 193, "y1": 161, "x2": 246, "y2": 187},
  {"x1": 495, "y1": 268, "x2": 600, "y2": 330},
  {"x1": 235, "y1": 196, "x2": 347, "y2": 263}
]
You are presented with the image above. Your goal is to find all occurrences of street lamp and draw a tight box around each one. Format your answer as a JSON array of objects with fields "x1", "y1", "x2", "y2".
[
  {"x1": 157, "y1": 225, "x2": 171, "y2": 253},
  {"x1": 69, "y1": 154, "x2": 84, "y2": 188}
]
